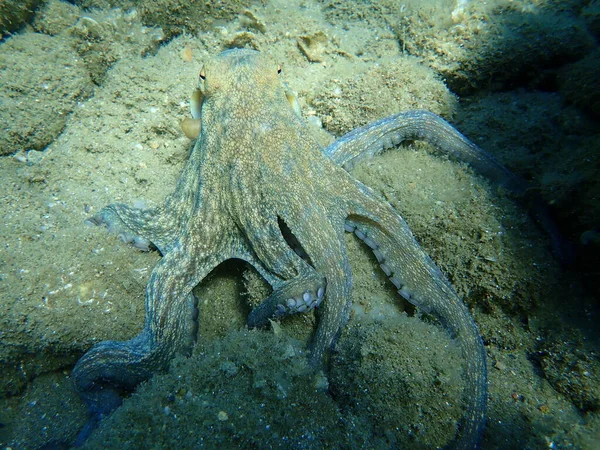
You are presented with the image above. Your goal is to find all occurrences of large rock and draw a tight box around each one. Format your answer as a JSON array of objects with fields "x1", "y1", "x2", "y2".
[
  {"x1": 0, "y1": 0, "x2": 43, "y2": 38},
  {"x1": 0, "y1": 33, "x2": 92, "y2": 156}
]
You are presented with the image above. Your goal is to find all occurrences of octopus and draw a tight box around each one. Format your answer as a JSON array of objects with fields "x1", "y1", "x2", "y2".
[{"x1": 71, "y1": 48, "x2": 534, "y2": 448}]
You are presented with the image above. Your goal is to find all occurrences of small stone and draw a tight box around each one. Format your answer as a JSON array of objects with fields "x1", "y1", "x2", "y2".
[
  {"x1": 494, "y1": 360, "x2": 506, "y2": 371},
  {"x1": 240, "y1": 10, "x2": 266, "y2": 33},
  {"x1": 217, "y1": 411, "x2": 229, "y2": 421},
  {"x1": 297, "y1": 31, "x2": 328, "y2": 63},
  {"x1": 227, "y1": 31, "x2": 259, "y2": 50}
]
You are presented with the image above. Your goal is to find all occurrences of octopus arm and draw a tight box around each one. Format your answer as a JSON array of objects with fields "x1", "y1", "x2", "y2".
[
  {"x1": 276, "y1": 205, "x2": 354, "y2": 366},
  {"x1": 284, "y1": 210, "x2": 355, "y2": 366},
  {"x1": 86, "y1": 141, "x2": 207, "y2": 255},
  {"x1": 242, "y1": 213, "x2": 331, "y2": 342},
  {"x1": 245, "y1": 199, "x2": 353, "y2": 367},
  {"x1": 345, "y1": 186, "x2": 487, "y2": 449},
  {"x1": 326, "y1": 110, "x2": 573, "y2": 263},
  {"x1": 87, "y1": 203, "x2": 178, "y2": 254},
  {"x1": 72, "y1": 227, "x2": 238, "y2": 429},
  {"x1": 324, "y1": 109, "x2": 526, "y2": 195},
  {"x1": 246, "y1": 261, "x2": 326, "y2": 329}
]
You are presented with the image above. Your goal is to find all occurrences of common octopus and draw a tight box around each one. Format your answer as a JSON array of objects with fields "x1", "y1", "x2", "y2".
[{"x1": 71, "y1": 48, "x2": 532, "y2": 448}]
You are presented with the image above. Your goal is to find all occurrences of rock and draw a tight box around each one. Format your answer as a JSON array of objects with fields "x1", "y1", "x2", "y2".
[{"x1": 0, "y1": 33, "x2": 92, "y2": 156}]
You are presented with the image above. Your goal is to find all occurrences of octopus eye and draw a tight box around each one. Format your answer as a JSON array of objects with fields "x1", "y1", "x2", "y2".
[
  {"x1": 199, "y1": 68, "x2": 206, "y2": 80},
  {"x1": 277, "y1": 65, "x2": 282, "y2": 74}
]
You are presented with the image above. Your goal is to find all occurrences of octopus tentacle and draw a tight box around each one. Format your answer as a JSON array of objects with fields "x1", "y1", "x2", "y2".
[
  {"x1": 243, "y1": 214, "x2": 327, "y2": 328},
  {"x1": 86, "y1": 139, "x2": 208, "y2": 254},
  {"x1": 325, "y1": 109, "x2": 525, "y2": 194},
  {"x1": 87, "y1": 203, "x2": 171, "y2": 253},
  {"x1": 242, "y1": 216, "x2": 306, "y2": 280},
  {"x1": 344, "y1": 188, "x2": 487, "y2": 449},
  {"x1": 72, "y1": 228, "x2": 234, "y2": 421},
  {"x1": 281, "y1": 209, "x2": 353, "y2": 366},
  {"x1": 324, "y1": 109, "x2": 574, "y2": 264},
  {"x1": 247, "y1": 262, "x2": 325, "y2": 328},
  {"x1": 228, "y1": 167, "x2": 308, "y2": 281},
  {"x1": 244, "y1": 198, "x2": 353, "y2": 366},
  {"x1": 308, "y1": 252, "x2": 353, "y2": 366}
]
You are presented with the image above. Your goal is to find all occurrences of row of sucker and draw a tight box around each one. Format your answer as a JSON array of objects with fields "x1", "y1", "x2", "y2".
[
  {"x1": 344, "y1": 219, "x2": 423, "y2": 309},
  {"x1": 118, "y1": 231, "x2": 152, "y2": 252},
  {"x1": 343, "y1": 209, "x2": 487, "y2": 449},
  {"x1": 86, "y1": 213, "x2": 152, "y2": 252},
  {"x1": 274, "y1": 285, "x2": 325, "y2": 318}
]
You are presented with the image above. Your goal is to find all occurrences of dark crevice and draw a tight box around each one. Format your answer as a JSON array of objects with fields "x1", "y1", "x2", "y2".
[{"x1": 277, "y1": 216, "x2": 314, "y2": 268}]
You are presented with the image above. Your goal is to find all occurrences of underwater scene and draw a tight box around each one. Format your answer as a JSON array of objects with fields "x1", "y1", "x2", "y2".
[{"x1": 1, "y1": 0, "x2": 599, "y2": 448}]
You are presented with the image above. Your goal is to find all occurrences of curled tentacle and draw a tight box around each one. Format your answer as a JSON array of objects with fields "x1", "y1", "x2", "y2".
[
  {"x1": 247, "y1": 263, "x2": 325, "y2": 328},
  {"x1": 72, "y1": 231, "x2": 231, "y2": 440},
  {"x1": 325, "y1": 109, "x2": 525, "y2": 194},
  {"x1": 242, "y1": 196, "x2": 353, "y2": 366},
  {"x1": 279, "y1": 207, "x2": 353, "y2": 366},
  {"x1": 325, "y1": 109, "x2": 573, "y2": 264},
  {"x1": 87, "y1": 204, "x2": 163, "y2": 253},
  {"x1": 242, "y1": 214, "x2": 328, "y2": 330},
  {"x1": 344, "y1": 186, "x2": 487, "y2": 449}
]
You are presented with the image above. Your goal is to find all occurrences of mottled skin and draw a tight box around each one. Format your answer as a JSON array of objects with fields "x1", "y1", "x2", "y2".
[{"x1": 71, "y1": 49, "x2": 517, "y2": 448}]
